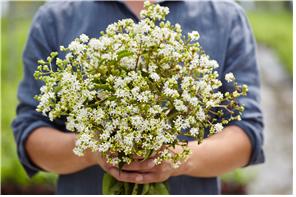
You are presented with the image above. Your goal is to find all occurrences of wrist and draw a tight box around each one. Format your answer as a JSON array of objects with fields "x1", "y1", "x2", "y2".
[
  {"x1": 83, "y1": 149, "x2": 99, "y2": 166},
  {"x1": 170, "y1": 144, "x2": 195, "y2": 176},
  {"x1": 70, "y1": 134, "x2": 99, "y2": 166},
  {"x1": 173, "y1": 155, "x2": 194, "y2": 176},
  {"x1": 172, "y1": 142, "x2": 199, "y2": 177}
]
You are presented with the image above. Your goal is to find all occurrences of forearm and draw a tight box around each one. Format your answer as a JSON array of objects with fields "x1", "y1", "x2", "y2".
[
  {"x1": 179, "y1": 125, "x2": 252, "y2": 177},
  {"x1": 25, "y1": 127, "x2": 97, "y2": 175}
]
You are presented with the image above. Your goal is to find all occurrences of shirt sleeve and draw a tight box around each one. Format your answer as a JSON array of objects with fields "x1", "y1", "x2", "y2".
[
  {"x1": 222, "y1": 4, "x2": 265, "y2": 166},
  {"x1": 11, "y1": 5, "x2": 60, "y2": 177}
]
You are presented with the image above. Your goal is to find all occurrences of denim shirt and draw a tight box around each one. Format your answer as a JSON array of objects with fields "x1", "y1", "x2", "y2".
[{"x1": 12, "y1": 1, "x2": 264, "y2": 195}]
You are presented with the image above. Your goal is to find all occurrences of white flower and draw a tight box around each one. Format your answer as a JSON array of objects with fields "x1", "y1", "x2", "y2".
[
  {"x1": 214, "y1": 123, "x2": 224, "y2": 132},
  {"x1": 213, "y1": 92, "x2": 223, "y2": 100},
  {"x1": 159, "y1": 44, "x2": 174, "y2": 56},
  {"x1": 66, "y1": 116, "x2": 76, "y2": 131},
  {"x1": 163, "y1": 81, "x2": 179, "y2": 97},
  {"x1": 73, "y1": 147, "x2": 84, "y2": 156},
  {"x1": 40, "y1": 85, "x2": 47, "y2": 93},
  {"x1": 209, "y1": 60, "x2": 219, "y2": 69},
  {"x1": 65, "y1": 53, "x2": 73, "y2": 60},
  {"x1": 114, "y1": 77, "x2": 126, "y2": 88},
  {"x1": 100, "y1": 37, "x2": 112, "y2": 46},
  {"x1": 102, "y1": 53, "x2": 112, "y2": 60},
  {"x1": 188, "y1": 31, "x2": 200, "y2": 41},
  {"x1": 34, "y1": 2, "x2": 247, "y2": 171},
  {"x1": 150, "y1": 72, "x2": 160, "y2": 81},
  {"x1": 206, "y1": 100, "x2": 215, "y2": 107},
  {"x1": 148, "y1": 64, "x2": 157, "y2": 73},
  {"x1": 199, "y1": 55, "x2": 219, "y2": 69},
  {"x1": 175, "y1": 23, "x2": 181, "y2": 32},
  {"x1": 174, "y1": 116, "x2": 190, "y2": 130},
  {"x1": 121, "y1": 57, "x2": 136, "y2": 70},
  {"x1": 196, "y1": 108, "x2": 206, "y2": 121},
  {"x1": 225, "y1": 72, "x2": 235, "y2": 82},
  {"x1": 131, "y1": 116, "x2": 143, "y2": 127},
  {"x1": 137, "y1": 90, "x2": 151, "y2": 103},
  {"x1": 76, "y1": 108, "x2": 88, "y2": 122},
  {"x1": 98, "y1": 142, "x2": 111, "y2": 152},
  {"x1": 79, "y1": 34, "x2": 89, "y2": 43},
  {"x1": 134, "y1": 21, "x2": 150, "y2": 34},
  {"x1": 68, "y1": 40, "x2": 84, "y2": 52},
  {"x1": 161, "y1": 63, "x2": 170, "y2": 69},
  {"x1": 174, "y1": 99, "x2": 188, "y2": 112},
  {"x1": 190, "y1": 128, "x2": 199, "y2": 136},
  {"x1": 89, "y1": 39, "x2": 103, "y2": 50},
  {"x1": 164, "y1": 87, "x2": 179, "y2": 97},
  {"x1": 123, "y1": 134, "x2": 134, "y2": 146},
  {"x1": 149, "y1": 105, "x2": 162, "y2": 114},
  {"x1": 109, "y1": 157, "x2": 120, "y2": 166},
  {"x1": 93, "y1": 108, "x2": 105, "y2": 121},
  {"x1": 189, "y1": 54, "x2": 199, "y2": 70},
  {"x1": 62, "y1": 72, "x2": 76, "y2": 82}
]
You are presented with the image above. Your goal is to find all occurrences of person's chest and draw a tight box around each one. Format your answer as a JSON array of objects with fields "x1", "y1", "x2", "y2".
[{"x1": 55, "y1": 1, "x2": 230, "y2": 75}]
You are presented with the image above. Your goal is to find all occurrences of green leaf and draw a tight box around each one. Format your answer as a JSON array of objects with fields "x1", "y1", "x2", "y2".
[
  {"x1": 50, "y1": 51, "x2": 58, "y2": 58},
  {"x1": 123, "y1": 182, "x2": 130, "y2": 194},
  {"x1": 147, "y1": 184, "x2": 155, "y2": 194},
  {"x1": 153, "y1": 182, "x2": 169, "y2": 195},
  {"x1": 144, "y1": 149, "x2": 154, "y2": 160},
  {"x1": 102, "y1": 173, "x2": 113, "y2": 194},
  {"x1": 94, "y1": 84, "x2": 112, "y2": 91},
  {"x1": 117, "y1": 50, "x2": 134, "y2": 60},
  {"x1": 38, "y1": 59, "x2": 46, "y2": 65},
  {"x1": 198, "y1": 129, "x2": 205, "y2": 144},
  {"x1": 53, "y1": 85, "x2": 62, "y2": 93},
  {"x1": 137, "y1": 184, "x2": 144, "y2": 195},
  {"x1": 102, "y1": 173, "x2": 123, "y2": 195},
  {"x1": 131, "y1": 183, "x2": 139, "y2": 195},
  {"x1": 141, "y1": 184, "x2": 150, "y2": 194},
  {"x1": 109, "y1": 182, "x2": 123, "y2": 194}
]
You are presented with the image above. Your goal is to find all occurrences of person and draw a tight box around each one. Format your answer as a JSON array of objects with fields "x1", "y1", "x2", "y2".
[{"x1": 12, "y1": 0, "x2": 264, "y2": 195}]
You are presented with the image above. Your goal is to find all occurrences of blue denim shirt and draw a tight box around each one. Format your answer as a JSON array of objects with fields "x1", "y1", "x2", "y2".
[{"x1": 12, "y1": 1, "x2": 264, "y2": 195}]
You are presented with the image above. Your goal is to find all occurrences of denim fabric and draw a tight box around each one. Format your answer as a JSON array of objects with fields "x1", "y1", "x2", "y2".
[{"x1": 12, "y1": 0, "x2": 264, "y2": 194}]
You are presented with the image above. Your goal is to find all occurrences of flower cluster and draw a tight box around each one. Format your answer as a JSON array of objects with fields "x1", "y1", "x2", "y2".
[{"x1": 34, "y1": 2, "x2": 247, "y2": 169}]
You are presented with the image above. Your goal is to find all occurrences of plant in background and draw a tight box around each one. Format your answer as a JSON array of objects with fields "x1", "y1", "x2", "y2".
[{"x1": 34, "y1": 2, "x2": 247, "y2": 195}]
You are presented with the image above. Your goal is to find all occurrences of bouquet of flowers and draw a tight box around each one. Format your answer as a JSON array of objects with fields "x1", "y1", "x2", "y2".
[{"x1": 34, "y1": 2, "x2": 247, "y2": 195}]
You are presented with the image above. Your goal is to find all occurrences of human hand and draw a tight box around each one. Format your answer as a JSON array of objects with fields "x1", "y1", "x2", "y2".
[
  {"x1": 104, "y1": 147, "x2": 188, "y2": 184},
  {"x1": 85, "y1": 150, "x2": 117, "y2": 173},
  {"x1": 109, "y1": 159, "x2": 185, "y2": 184}
]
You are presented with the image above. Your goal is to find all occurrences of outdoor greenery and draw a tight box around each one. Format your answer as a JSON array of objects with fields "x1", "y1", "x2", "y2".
[
  {"x1": 1, "y1": 2, "x2": 292, "y2": 192},
  {"x1": 1, "y1": 17, "x2": 57, "y2": 186},
  {"x1": 247, "y1": 10, "x2": 293, "y2": 75}
]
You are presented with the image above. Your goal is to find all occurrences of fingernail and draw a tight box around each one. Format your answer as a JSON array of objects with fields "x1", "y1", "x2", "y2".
[{"x1": 136, "y1": 175, "x2": 143, "y2": 182}]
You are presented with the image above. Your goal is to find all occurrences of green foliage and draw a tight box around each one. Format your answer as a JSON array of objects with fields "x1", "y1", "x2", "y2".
[
  {"x1": 247, "y1": 10, "x2": 293, "y2": 75},
  {"x1": 102, "y1": 173, "x2": 169, "y2": 195},
  {"x1": 1, "y1": 17, "x2": 57, "y2": 186},
  {"x1": 221, "y1": 169, "x2": 255, "y2": 186}
]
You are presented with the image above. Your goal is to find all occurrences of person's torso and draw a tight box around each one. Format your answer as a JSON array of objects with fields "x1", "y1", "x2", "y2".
[{"x1": 41, "y1": 1, "x2": 240, "y2": 194}]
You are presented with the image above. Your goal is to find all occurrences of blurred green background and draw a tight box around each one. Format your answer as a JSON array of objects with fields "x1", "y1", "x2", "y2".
[{"x1": 1, "y1": 1, "x2": 293, "y2": 194}]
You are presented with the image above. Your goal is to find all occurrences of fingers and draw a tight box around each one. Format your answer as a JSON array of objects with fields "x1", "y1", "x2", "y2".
[
  {"x1": 150, "y1": 161, "x2": 170, "y2": 173},
  {"x1": 108, "y1": 167, "x2": 168, "y2": 184},
  {"x1": 107, "y1": 161, "x2": 172, "y2": 184},
  {"x1": 108, "y1": 167, "x2": 145, "y2": 183},
  {"x1": 97, "y1": 154, "x2": 116, "y2": 172},
  {"x1": 121, "y1": 158, "x2": 155, "y2": 172}
]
